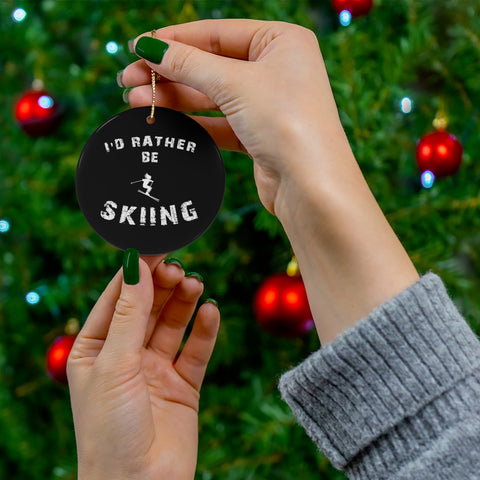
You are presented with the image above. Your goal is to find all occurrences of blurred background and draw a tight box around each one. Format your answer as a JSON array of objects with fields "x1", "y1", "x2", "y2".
[{"x1": 1, "y1": 0, "x2": 480, "y2": 478}]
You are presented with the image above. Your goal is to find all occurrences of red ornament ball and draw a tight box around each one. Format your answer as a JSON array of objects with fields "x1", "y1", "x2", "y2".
[
  {"x1": 254, "y1": 273, "x2": 314, "y2": 337},
  {"x1": 416, "y1": 130, "x2": 463, "y2": 178},
  {"x1": 46, "y1": 335, "x2": 76, "y2": 384},
  {"x1": 15, "y1": 89, "x2": 61, "y2": 137},
  {"x1": 332, "y1": 0, "x2": 374, "y2": 17}
]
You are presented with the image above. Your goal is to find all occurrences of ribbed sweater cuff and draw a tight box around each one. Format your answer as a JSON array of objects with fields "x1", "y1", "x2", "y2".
[{"x1": 278, "y1": 273, "x2": 480, "y2": 473}]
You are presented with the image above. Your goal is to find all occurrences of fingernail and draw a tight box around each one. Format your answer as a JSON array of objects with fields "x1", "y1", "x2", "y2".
[
  {"x1": 122, "y1": 88, "x2": 132, "y2": 104},
  {"x1": 164, "y1": 257, "x2": 184, "y2": 269},
  {"x1": 185, "y1": 272, "x2": 204, "y2": 283},
  {"x1": 205, "y1": 298, "x2": 218, "y2": 308},
  {"x1": 123, "y1": 248, "x2": 139, "y2": 285},
  {"x1": 116, "y1": 69, "x2": 125, "y2": 88},
  {"x1": 135, "y1": 37, "x2": 169, "y2": 64},
  {"x1": 128, "y1": 38, "x2": 136, "y2": 53}
]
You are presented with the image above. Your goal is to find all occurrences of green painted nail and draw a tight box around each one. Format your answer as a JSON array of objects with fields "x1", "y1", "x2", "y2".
[
  {"x1": 127, "y1": 38, "x2": 135, "y2": 53},
  {"x1": 116, "y1": 69, "x2": 125, "y2": 88},
  {"x1": 122, "y1": 88, "x2": 132, "y2": 104},
  {"x1": 123, "y1": 248, "x2": 139, "y2": 285},
  {"x1": 205, "y1": 298, "x2": 218, "y2": 308},
  {"x1": 164, "y1": 257, "x2": 184, "y2": 269},
  {"x1": 135, "y1": 36, "x2": 169, "y2": 64},
  {"x1": 185, "y1": 272, "x2": 204, "y2": 283}
]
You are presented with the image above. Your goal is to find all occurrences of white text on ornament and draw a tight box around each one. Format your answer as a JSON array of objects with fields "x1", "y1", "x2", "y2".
[
  {"x1": 103, "y1": 136, "x2": 196, "y2": 153},
  {"x1": 100, "y1": 200, "x2": 198, "y2": 226}
]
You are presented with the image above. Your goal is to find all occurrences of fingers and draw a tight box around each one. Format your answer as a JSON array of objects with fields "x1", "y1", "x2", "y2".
[
  {"x1": 148, "y1": 19, "x2": 267, "y2": 60},
  {"x1": 142, "y1": 41, "x2": 240, "y2": 108},
  {"x1": 69, "y1": 268, "x2": 123, "y2": 360},
  {"x1": 120, "y1": 59, "x2": 165, "y2": 87},
  {"x1": 101, "y1": 258, "x2": 154, "y2": 357},
  {"x1": 141, "y1": 254, "x2": 167, "y2": 272},
  {"x1": 147, "y1": 275, "x2": 204, "y2": 361},
  {"x1": 121, "y1": 18, "x2": 270, "y2": 93},
  {"x1": 70, "y1": 255, "x2": 165, "y2": 360},
  {"x1": 174, "y1": 301, "x2": 220, "y2": 391},
  {"x1": 69, "y1": 250, "x2": 218, "y2": 395},
  {"x1": 143, "y1": 259, "x2": 185, "y2": 345},
  {"x1": 123, "y1": 73, "x2": 243, "y2": 151},
  {"x1": 70, "y1": 257, "x2": 155, "y2": 364}
]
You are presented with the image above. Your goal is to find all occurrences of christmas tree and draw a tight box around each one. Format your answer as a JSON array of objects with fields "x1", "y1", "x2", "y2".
[{"x1": 1, "y1": 1, "x2": 480, "y2": 479}]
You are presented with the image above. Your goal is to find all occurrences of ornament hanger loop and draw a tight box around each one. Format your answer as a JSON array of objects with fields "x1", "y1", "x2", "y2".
[
  {"x1": 433, "y1": 99, "x2": 448, "y2": 131},
  {"x1": 147, "y1": 29, "x2": 157, "y2": 125}
]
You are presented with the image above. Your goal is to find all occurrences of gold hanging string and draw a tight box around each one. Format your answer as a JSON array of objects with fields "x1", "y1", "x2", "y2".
[{"x1": 147, "y1": 29, "x2": 157, "y2": 124}]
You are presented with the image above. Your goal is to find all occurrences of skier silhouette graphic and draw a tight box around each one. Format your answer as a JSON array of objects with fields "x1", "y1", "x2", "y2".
[{"x1": 130, "y1": 173, "x2": 160, "y2": 202}]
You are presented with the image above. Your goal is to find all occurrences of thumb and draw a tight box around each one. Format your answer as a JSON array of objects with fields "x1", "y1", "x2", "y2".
[
  {"x1": 134, "y1": 36, "x2": 238, "y2": 106},
  {"x1": 102, "y1": 249, "x2": 154, "y2": 357}
]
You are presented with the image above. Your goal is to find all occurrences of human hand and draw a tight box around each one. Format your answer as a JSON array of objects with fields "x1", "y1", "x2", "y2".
[
  {"x1": 121, "y1": 20, "x2": 418, "y2": 345},
  {"x1": 67, "y1": 252, "x2": 220, "y2": 480},
  {"x1": 120, "y1": 19, "x2": 349, "y2": 216}
]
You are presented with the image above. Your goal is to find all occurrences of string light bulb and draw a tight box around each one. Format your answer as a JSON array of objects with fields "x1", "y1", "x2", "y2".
[
  {"x1": 0, "y1": 219, "x2": 10, "y2": 233},
  {"x1": 26, "y1": 291, "x2": 40, "y2": 305},
  {"x1": 12, "y1": 8, "x2": 27, "y2": 22},
  {"x1": 339, "y1": 10, "x2": 352, "y2": 26},
  {"x1": 105, "y1": 41, "x2": 119, "y2": 54},
  {"x1": 400, "y1": 97, "x2": 413, "y2": 114},
  {"x1": 421, "y1": 170, "x2": 435, "y2": 189}
]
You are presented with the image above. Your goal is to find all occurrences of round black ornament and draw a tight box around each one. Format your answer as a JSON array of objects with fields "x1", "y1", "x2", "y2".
[{"x1": 76, "y1": 107, "x2": 225, "y2": 254}]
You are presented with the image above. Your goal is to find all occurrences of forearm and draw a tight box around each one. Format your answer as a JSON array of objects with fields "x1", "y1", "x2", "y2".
[{"x1": 274, "y1": 129, "x2": 419, "y2": 345}]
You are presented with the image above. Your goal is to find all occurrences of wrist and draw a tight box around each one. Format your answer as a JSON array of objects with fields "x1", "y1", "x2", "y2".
[
  {"x1": 273, "y1": 128, "x2": 359, "y2": 226},
  {"x1": 272, "y1": 137, "x2": 419, "y2": 344}
]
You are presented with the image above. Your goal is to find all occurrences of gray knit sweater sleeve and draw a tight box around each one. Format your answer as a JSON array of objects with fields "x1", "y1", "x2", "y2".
[{"x1": 278, "y1": 273, "x2": 480, "y2": 479}]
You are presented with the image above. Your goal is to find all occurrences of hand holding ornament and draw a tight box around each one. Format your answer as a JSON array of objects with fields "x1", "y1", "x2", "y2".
[
  {"x1": 122, "y1": 19, "x2": 418, "y2": 344},
  {"x1": 67, "y1": 253, "x2": 219, "y2": 480}
]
